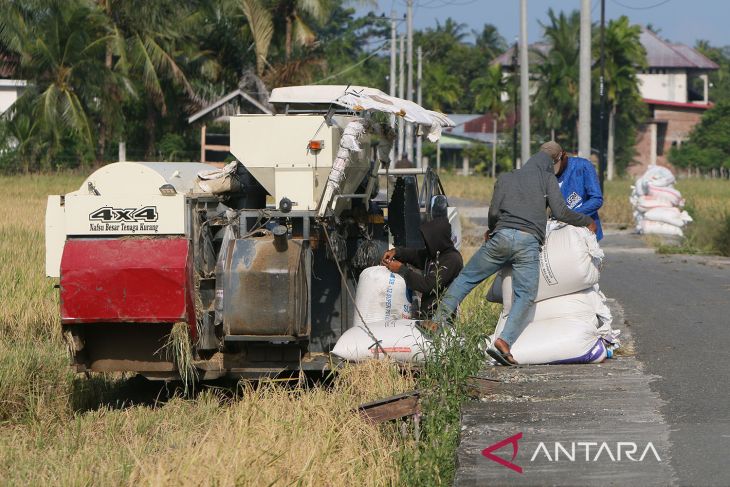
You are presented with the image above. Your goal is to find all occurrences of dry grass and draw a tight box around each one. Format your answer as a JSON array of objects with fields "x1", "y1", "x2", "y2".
[
  {"x1": 0, "y1": 173, "x2": 421, "y2": 486},
  {"x1": 0, "y1": 173, "x2": 83, "y2": 341},
  {"x1": 0, "y1": 360, "x2": 413, "y2": 486},
  {"x1": 440, "y1": 172, "x2": 730, "y2": 240},
  {"x1": 439, "y1": 172, "x2": 494, "y2": 204}
]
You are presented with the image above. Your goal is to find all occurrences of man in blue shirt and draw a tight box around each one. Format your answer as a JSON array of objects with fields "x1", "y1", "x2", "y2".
[{"x1": 541, "y1": 141, "x2": 604, "y2": 240}]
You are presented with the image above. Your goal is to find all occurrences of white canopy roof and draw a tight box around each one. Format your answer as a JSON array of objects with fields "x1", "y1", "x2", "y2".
[{"x1": 269, "y1": 85, "x2": 455, "y2": 131}]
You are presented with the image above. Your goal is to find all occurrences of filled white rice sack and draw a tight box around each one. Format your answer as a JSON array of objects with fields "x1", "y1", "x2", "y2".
[{"x1": 332, "y1": 319, "x2": 431, "y2": 363}]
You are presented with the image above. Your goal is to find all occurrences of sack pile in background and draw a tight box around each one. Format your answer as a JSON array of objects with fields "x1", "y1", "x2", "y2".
[
  {"x1": 630, "y1": 165, "x2": 692, "y2": 237},
  {"x1": 487, "y1": 222, "x2": 620, "y2": 365}
]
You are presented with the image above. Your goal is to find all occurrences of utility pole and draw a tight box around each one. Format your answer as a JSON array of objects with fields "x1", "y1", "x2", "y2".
[
  {"x1": 512, "y1": 40, "x2": 518, "y2": 170},
  {"x1": 389, "y1": 10, "x2": 397, "y2": 167},
  {"x1": 598, "y1": 0, "x2": 606, "y2": 190},
  {"x1": 406, "y1": 0, "x2": 414, "y2": 165},
  {"x1": 416, "y1": 46, "x2": 423, "y2": 168},
  {"x1": 519, "y1": 0, "x2": 530, "y2": 166},
  {"x1": 578, "y1": 0, "x2": 592, "y2": 159},
  {"x1": 398, "y1": 34, "x2": 405, "y2": 160}
]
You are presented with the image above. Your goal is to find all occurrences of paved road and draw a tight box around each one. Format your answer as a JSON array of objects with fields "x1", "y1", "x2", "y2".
[
  {"x1": 453, "y1": 226, "x2": 730, "y2": 486},
  {"x1": 600, "y1": 231, "x2": 730, "y2": 487},
  {"x1": 455, "y1": 298, "x2": 677, "y2": 486}
]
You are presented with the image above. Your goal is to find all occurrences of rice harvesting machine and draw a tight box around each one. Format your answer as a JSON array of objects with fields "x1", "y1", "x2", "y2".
[{"x1": 45, "y1": 85, "x2": 460, "y2": 379}]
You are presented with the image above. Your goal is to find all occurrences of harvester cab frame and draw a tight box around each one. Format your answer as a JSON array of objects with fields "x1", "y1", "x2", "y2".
[{"x1": 45, "y1": 85, "x2": 459, "y2": 380}]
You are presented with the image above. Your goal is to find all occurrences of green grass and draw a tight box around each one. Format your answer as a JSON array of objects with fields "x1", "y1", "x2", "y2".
[{"x1": 399, "y1": 262, "x2": 501, "y2": 485}]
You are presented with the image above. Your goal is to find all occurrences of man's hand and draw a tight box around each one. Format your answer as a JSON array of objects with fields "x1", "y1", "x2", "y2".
[
  {"x1": 484, "y1": 230, "x2": 492, "y2": 242},
  {"x1": 587, "y1": 221, "x2": 597, "y2": 234},
  {"x1": 381, "y1": 249, "x2": 396, "y2": 266},
  {"x1": 384, "y1": 259, "x2": 403, "y2": 273}
]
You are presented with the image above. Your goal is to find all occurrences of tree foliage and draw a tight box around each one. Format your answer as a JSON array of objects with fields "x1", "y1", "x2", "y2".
[
  {"x1": 669, "y1": 101, "x2": 730, "y2": 170},
  {"x1": 531, "y1": 10, "x2": 647, "y2": 174},
  {"x1": 0, "y1": 2, "x2": 654, "y2": 176}
]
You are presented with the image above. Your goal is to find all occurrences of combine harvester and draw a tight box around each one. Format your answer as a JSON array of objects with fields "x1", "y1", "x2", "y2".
[{"x1": 45, "y1": 85, "x2": 459, "y2": 380}]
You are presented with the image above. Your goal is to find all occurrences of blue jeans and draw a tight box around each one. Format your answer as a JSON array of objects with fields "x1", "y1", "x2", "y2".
[{"x1": 434, "y1": 228, "x2": 541, "y2": 346}]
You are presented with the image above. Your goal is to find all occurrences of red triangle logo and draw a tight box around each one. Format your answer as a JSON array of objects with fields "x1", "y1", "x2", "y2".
[{"x1": 481, "y1": 432, "x2": 524, "y2": 474}]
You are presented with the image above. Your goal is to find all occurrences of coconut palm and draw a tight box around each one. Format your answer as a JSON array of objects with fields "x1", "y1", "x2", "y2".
[
  {"x1": 104, "y1": 0, "x2": 203, "y2": 157},
  {"x1": 273, "y1": 0, "x2": 328, "y2": 61},
  {"x1": 0, "y1": 0, "x2": 116, "y2": 169},
  {"x1": 534, "y1": 9, "x2": 581, "y2": 148},
  {"x1": 595, "y1": 16, "x2": 646, "y2": 180},
  {"x1": 472, "y1": 63, "x2": 507, "y2": 177},
  {"x1": 241, "y1": 0, "x2": 274, "y2": 77}
]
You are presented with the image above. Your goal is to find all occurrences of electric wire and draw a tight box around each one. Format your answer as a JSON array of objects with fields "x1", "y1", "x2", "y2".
[
  {"x1": 610, "y1": 0, "x2": 671, "y2": 10},
  {"x1": 314, "y1": 39, "x2": 391, "y2": 85}
]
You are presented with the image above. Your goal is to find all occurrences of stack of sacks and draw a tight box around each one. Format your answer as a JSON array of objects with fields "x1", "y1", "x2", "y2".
[
  {"x1": 332, "y1": 266, "x2": 431, "y2": 363},
  {"x1": 486, "y1": 222, "x2": 620, "y2": 365},
  {"x1": 630, "y1": 165, "x2": 692, "y2": 237}
]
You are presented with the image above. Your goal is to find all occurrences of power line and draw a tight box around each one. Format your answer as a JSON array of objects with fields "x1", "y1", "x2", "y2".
[
  {"x1": 610, "y1": 0, "x2": 671, "y2": 10},
  {"x1": 415, "y1": 0, "x2": 481, "y2": 9},
  {"x1": 314, "y1": 39, "x2": 390, "y2": 85}
]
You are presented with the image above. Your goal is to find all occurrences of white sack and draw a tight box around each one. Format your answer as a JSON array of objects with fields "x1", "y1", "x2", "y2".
[
  {"x1": 353, "y1": 266, "x2": 411, "y2": 327},
  {"x1": 519, "y1": 286, "x2": 612, "y2": 326},
  {"x1": 632, "y1": 195, "x2": 674, "y2": 213},
  {"x1": 331, "y1": 319, "x2": 430, "y2": 363},
  {"x1": 643, "y1": 207, "x2": 693, "y2": 227},
  {"x1": 647, "y1": 184, "x2": 684, "y2": 207},
  {"x1": 196, "y1": 161, "x2": 240, "y2": 194},
  {"x1": 639, "y1": 164, "x2": 676, "y2": 189},
  {"x1": 492, "y1": 312, "x2": 611, "y2": 365},
  {"x1": 639, "y1": 220, "x2": 685, "y2": 237},
  {"x1": 501, "y1": 223, "x2": 603, "y2": 308}
]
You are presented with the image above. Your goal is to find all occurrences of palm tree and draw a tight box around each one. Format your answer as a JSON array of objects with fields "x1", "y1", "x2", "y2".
[
  {"x1": 472, "y1": 64, "x2": 507, "y2": 177},
  {"x1": 0, "y1": 0, "x2": 116, "y2": 169},
  {"x1": 423, "y1": 64, "x2": 461, "y2": 112},
  {"x1": 241, "y1": 0, "x2": 274, "y2": 77},
  {"x1": 473, "y1": 24, "x2": 507, "y2": 60},
  {"x1": 534, "y1": 9, "x2": 581, "y2": 148},
  {"x1": 104, "y1": 0, "x2": 204, "y2": 157},
  {"x1": 273, "y1": 0, "x2": 328, "y2": 61},
  {"x1": 595, "y1": 16, "x2": 646, "y2": 179}
]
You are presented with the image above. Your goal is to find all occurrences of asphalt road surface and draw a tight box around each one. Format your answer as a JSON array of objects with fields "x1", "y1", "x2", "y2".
[
  {"x1": 453, "y1": 221, "x2": 729, "y2": 486},
  {"x1": 600, "y1": 231, "x2": 730, "y2": 487}
]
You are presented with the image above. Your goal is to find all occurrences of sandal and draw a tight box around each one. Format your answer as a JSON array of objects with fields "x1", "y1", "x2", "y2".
[{"x1": 487, "y1": 346, "x2": 517, "y2": 366}]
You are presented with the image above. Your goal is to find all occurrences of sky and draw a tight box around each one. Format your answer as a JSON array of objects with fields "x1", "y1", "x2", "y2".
[{"x1": 357, "y1": 0, "x2": 730, "y2": 48}]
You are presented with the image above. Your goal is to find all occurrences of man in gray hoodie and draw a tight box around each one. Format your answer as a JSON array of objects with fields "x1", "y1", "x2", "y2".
[{"x1": 431, "y1": 149, "x2": 597, "y2": 365}]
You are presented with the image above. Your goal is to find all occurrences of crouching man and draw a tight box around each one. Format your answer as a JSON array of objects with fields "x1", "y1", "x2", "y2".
[
  {"x1": 430, "y1": 150, "x2": 597, "y2": 366},
  {"x1": 381, "y1": 216, "x2": 463, "y2": 320}
]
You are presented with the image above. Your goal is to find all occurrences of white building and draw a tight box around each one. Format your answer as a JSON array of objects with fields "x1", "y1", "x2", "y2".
[
  {"x1": 491, "y1": 27, "x2": 718, "y2": 172},
  {"x1": 0, "y1": 79, "x2": 26, "y2": 114}
]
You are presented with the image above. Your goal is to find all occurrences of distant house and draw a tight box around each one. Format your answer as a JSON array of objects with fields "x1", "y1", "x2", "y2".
[
  {"x1": 0, "y1": 55, "x2": 26, "y2": 115},
  {"x1": 491, "y1": 28, "x2": 718, "y2": 174},
  {"x1": 439, "y1": 113, "x2": 517, "y2": 175},
  {"x1": 633, "y1": 28, "x2": 717, "y2": 174},
  {"x1": 187, "y1": 88, "x2": 271, "y2": 165}
]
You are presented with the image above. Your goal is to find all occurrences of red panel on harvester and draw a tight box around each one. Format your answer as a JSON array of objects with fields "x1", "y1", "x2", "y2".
[{"x1": 60, "y1": 238, "x2": 191, "y2": 323}]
